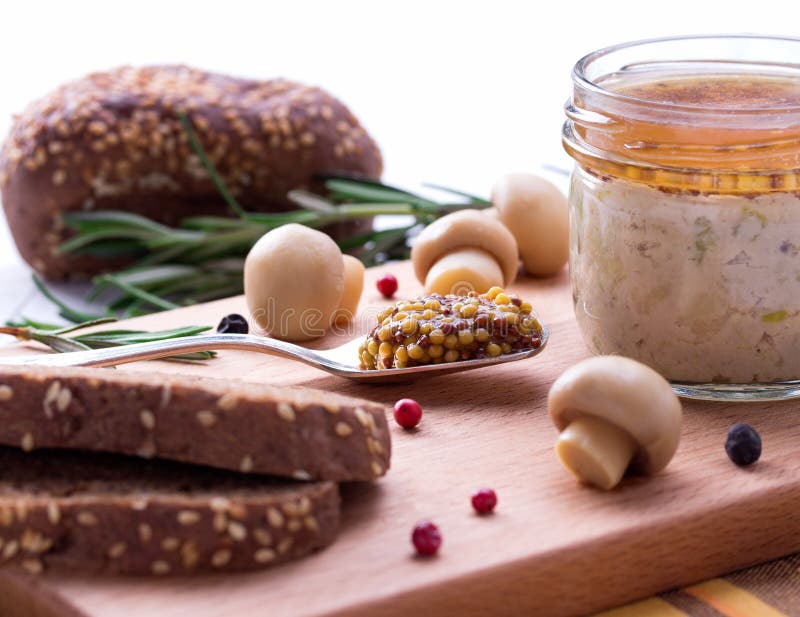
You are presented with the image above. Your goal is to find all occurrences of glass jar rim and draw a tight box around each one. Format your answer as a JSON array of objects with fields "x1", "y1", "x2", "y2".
[
  {"x1": 564, "y1": 34, "x2": 800, "y2": 188},
  {"x1": 573, "y1": 34, "x2": 800, "y2": 115}
]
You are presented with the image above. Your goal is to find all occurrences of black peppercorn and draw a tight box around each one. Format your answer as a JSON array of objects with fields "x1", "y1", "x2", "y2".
[
  {"x1": 217, "y1": 313, "x2": 249, "y2": 334},
  {"x1": 725, "y1": 423, "x2": 761, "y2": 466}
]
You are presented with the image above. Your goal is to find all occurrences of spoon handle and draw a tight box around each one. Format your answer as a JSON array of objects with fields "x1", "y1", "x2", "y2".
[{"x1": 0, "y1": 334, "x2": 309, "y2": 368}]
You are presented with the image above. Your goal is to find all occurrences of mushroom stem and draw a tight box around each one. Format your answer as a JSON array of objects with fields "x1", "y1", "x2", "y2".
[
  {"x1": 555, "y1": 416, "x2": 637, "y2": 490},
  {"x1": 424, "y1": 248, "x2": 504, "y2": 295}
]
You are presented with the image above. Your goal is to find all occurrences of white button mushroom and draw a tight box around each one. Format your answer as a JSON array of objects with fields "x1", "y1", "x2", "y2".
[
  {"x1": 244, "y1": 224, "x2": 345, "y2": 341},
  {"x1": 547, "y1": 356, "x2": 683, "y2": 490},
  {"x1": 482, "y1": 206, "x2": 500, "y2": 220},
  {"x1": 410, "y1": 209, "x2": 519, "y2": 295},
  {"x1": 333, "y1": 255, "x2": 365, "y2": 326},
  {"x1": 491, "y1": 173, "x2": 569, "y2": 277},
  {"x1": 422, "y1": 248, "x2": 504, "y2": 297}
]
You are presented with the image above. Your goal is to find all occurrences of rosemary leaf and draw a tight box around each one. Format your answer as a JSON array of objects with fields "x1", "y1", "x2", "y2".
[
  {"x1": 133, "y1": 243, "x2": 199, "y2": 267},
  {"x1": 175, "y1": 228, "x2": 263, "y2": 263},
  {"x1": 32, "y1": 276, "x2": 105, "y2": 323},
  {"x1": 179, "y1": 216, "x2": 254, "y2": 231},
  {"x1": 242, "y1": 210, "x2": 319, "y2": 227},
  {"x1": 338, "y1": 224, "x2": 417, "y2": 253},
  {"x1": 63, "y1": 210, "x2": 181, "y2": 234},
  {"x1": 317, "y1": 174, "x2": 432, "y2": 200},
  {"x1": 50, "y1": 317, "x2": 118, "y2": 336},
  {"x1": 32, "y1": 333, "x2": 93, "y2": 353},
  {"x1": 5, "y1": 318, "x2": 60, "y2": 330},
  {"x1": 95, "y1": 275, "x2": 180, "y2": 311},
  {"x1": 107, "y1": 294, "x2": 143, "y2": 314},
  {"x1": 178, "y1": 113, "x2": 247, "y2": 218},
  {"x1": 166, "y1": 352, "x2": 217, "y2": 361},
  {"x1": 102, "y1": 265, "x2": 204, "y2": 287},
  {"x1": 57, "y1": 229, "x2": 157, "y2": 255},
  {"x1": 334, "y1": 203, "x2": 428, "y2": 217},
  {"x1": 325, "y1": 178, "x2": 438, "y2": 211},
  {"x1": 359, "y1": 225, "x2": 417, "y2": 265},
  {"x1": 422, "y1": 183, "x2": 491, "y2": 205},
  {"x1": 66, "y1": 240, "x2": 148, "y2": 259},
  {"x1": 287, "y1": 189, "x2": 336, "y2": 213},
  {"x1": 75, "y1": 326, "x2": 211, "y2": 345}
]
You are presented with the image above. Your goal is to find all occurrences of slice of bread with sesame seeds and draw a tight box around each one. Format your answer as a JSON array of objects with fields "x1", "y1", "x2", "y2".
[
  {"x1": 0, "y1": 365, "x2": 390, "y2": 482},
  {"x1": 0, "y1": 446, "x2": 338, "y2": 575},
  {"x1": 0, "y1": 65, "x2": 383, "y2": 281}
]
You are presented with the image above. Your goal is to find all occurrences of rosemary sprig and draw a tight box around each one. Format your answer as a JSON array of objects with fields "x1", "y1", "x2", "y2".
[
  {"x1": 49, "y1": 114, "x2": 490, "y2": 321},
  {"x1": 2, "y1": 317, "x2": 216, "y2": 361},
  {"x1": 422, "y1": 183, "x2": 492, "y2": 205},
  {"x1": 178, "y1": 113, "x2": 248, "y2": 219},
  {"x1": 55, "y1": 177, "x2": 486, "y2": 320},
  {"x1": 32, "y1": 276, "x2": 105, "y2": 323}
]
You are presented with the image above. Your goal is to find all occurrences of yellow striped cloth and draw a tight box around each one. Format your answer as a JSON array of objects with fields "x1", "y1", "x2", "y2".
[{"x1": 594, "y1": 554, "x2": 800, "y2": 617}]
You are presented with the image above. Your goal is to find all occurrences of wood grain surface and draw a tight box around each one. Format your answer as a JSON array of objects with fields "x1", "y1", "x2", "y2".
[{"x1": 1, "y1": 262, "x2": 799, "y2": 617}]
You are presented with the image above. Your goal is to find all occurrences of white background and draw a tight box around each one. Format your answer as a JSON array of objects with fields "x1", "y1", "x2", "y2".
[{"x1": 0, "y1": 0, "x2": 797, "y2": 318}]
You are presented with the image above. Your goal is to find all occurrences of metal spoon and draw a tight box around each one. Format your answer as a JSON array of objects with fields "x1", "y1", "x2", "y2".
[{"x1": 0, "y1": 327, "x2": 550, "y2": 384}]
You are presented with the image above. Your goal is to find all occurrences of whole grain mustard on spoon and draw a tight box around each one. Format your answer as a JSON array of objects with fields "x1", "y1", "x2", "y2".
[{"x1": 359, "y1": 287, "x2": 543, "y2": 371}]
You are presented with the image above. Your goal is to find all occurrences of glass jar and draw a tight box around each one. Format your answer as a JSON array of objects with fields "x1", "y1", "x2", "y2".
[{"x1": 562, "y1": 36, "x2": 800, "y2": 400}]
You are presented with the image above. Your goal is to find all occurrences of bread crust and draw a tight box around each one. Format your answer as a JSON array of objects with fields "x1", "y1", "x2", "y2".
[
  {"x1": 0, "y1": 365, "x2": 390, "y2": 482},
  {"x1": 0, "y1": 65, "x2": 383, "y2": 280},
  {"x1": 0, "y1": 447, "x2": 339, "y2": 575}
]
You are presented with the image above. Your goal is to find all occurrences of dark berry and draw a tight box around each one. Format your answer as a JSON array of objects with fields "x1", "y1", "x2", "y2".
[
  {"x1": 411, "y1": 520, "x2": 441, "y2": 556},
  {"x1": 376, "y1": 273, "x2": 399, "y2": 299},
  {"x1": 471, "y1": 488, "x2": 497, "y2": 514},
  {"x1": 393, "y1": 398, "x2": 423, "y2": 429},
  {"x1": 217, "y1": 313, "x2": 249, "y2": 334},
  {"x1": 725, "y1": 423, "x2": 761, "y2": 466}
]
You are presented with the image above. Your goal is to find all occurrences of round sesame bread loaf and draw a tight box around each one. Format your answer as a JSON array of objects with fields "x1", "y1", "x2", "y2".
[
  {"x1": 0, "y1": 65, "x2": 383, "y2": 280},
  {"x1": 0, "y1": 446, "x2": 339, "y2": 575}
]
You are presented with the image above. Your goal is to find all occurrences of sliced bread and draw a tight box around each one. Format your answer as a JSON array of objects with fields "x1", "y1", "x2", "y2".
[
  {"x1": 0, "y1": 365, "x2": 390, "y2": 482},
  {"x1": 0, "y1": 446, "x2": 339, "y2": 575}
]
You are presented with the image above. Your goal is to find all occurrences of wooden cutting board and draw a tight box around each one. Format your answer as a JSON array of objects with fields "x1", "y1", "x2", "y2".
[{"x1": 1, "y1": 262, "x2": 800, "y2": 617}]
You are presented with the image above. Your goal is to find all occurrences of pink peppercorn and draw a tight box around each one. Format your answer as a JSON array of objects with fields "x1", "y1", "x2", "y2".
[
  {"x1": 376, "y1": 273, "x2": 399, "y2": 298},
  {"x1": 412, "y1": 520, "x2": 442, "y2": 556},
  {"x1": 393, "y1": 398, "x2": 423, "y2": 429},
  {"x1": 471, "y1": 488, "x2": 497, "y2": 514}
]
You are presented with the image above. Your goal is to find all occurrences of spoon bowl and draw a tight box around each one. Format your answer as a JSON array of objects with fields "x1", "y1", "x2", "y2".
[{"x1": 0, "y1": 326, "x2": 550, "y2": 383}]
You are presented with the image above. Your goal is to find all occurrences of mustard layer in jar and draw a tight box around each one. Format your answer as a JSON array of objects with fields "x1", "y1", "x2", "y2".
[{"x1": 571, "y1": 73, "x2": 800, "y2": 192}]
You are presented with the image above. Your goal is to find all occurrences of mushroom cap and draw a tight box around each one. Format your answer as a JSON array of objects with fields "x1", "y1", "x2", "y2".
[
  {"x1": 244, "y1": 224, "x2": 344, "y2": 341},
  {"x1": 548, "y1": 355, "x2": 682, "y2": 474},
  {"x1": 411, "y1": 209, "x2": 519, "y2": 286},
  {"x1": 333, "y1": 254, "x2": 365, "y2": 325},
  {"x1": 491, "y1": 173, "x2": 569, "y2": 277},
  {"x1": 423, "y1": 247, "x2": 504, "y2": 295}
]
